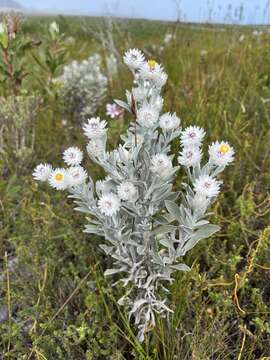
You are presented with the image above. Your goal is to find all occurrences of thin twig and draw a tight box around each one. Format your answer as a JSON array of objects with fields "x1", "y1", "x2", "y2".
[
  {"x1": 237, "y1": 324, "x2": 247, "y2": 360},
  {"x1": 254, "y1": 263, "x2": 270, "y2": 271},
  {"x1": 5, "y1": 251, "x2": 11, "y2": 358},
  {"x1": 234, "y1": 274, "x2": 245, "y2": 315}
]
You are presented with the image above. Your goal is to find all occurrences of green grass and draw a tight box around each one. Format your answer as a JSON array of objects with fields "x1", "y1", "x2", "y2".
[{"x1": 0, "y1": 15, "x2": 270, "y2": 359}]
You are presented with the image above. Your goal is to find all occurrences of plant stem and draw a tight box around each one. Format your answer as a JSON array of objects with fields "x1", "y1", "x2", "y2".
[{"x1": 5, "y1": 251, "x2": 11, "y2": 358}]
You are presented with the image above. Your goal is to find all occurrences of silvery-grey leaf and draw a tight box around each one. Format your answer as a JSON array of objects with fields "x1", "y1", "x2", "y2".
[
  {"x1": 84, "y1": 224, "x2": 102, "y2": 234},
  {"x1": 74, "y1": 206, "x2": 92, "y2": 214},
  {"x1": 114, "y1": 99, "x2": 131, "y2": 112},
  {"x1": 165, "y1": 191, "x2": 180, "y2": 202},
  {"x1": 170, "y1": 263, "x2": 191, "y2": 272},
  {"x1": 99, "y1": 244, "x2": 114, "y2": 255},
  {"x1": 194, "y1": 220, "x2": 209, "y2": 228},
  {"x1": 104, "y1": 268, "x2": 125, "y2": 276},
  {"x1": 153, "y1": 225, "x2": 176, "y2": 235},
  {"x1": 165, "y1": 200, "x2": 182, "y2": 222},
  {"x1": 151, "y1": 252, "x2": 164, "y2": 266},
  {"x1": 159, "y1": 237, "x2": 174, "y2": 249},
  {"x1": 182, "y1": 224, "x2": 220, "y2": 254}
]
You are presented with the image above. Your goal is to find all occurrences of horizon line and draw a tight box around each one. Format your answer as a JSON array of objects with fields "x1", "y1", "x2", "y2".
[{"x1": 0, "y1": 6, "x2": 270, "y2": 26}]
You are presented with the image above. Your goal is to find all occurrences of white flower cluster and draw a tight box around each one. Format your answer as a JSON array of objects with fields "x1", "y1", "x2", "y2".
[
  {"x1": 34, "y1": 49, "x2": 235, "y2": 342},
  {"x1": 33, "y1": 147, "x2": 87, "y2": 190},
  {"x1": 178, "y1": 126, "x2": 234, "y2": 210},
  {"x1": 56, "y1": 54, "x2": 107, "y2": 119},
  {"x1": 177, "y1": 125, "x2": 235, "y2": 217}
]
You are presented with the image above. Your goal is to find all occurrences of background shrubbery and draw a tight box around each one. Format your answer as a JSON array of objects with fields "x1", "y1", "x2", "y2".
[{"x1": 0, "y1": 14, "x2": 270, "y2": 359}]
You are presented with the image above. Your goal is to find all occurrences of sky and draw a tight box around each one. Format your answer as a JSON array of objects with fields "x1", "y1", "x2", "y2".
[{"x1": 18, "y1": 0, "x2": 270, "y2": 24}]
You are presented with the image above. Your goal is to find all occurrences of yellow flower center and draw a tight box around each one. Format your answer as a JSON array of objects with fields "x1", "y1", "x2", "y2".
[
  {"x1": 55, "y1": 173, "x2": 63, "y2": 181},
  {"x1": 219, "y1": 144, "x2": 230, "y2": 154},
  {"x1": 148, "y1": 59, "x2": 157, "y2": 70}
]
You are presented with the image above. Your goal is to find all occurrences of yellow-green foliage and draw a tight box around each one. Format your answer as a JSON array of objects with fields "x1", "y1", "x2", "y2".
[{"x1": 0, "y1": 15, "x2": 270, "y2": 359}]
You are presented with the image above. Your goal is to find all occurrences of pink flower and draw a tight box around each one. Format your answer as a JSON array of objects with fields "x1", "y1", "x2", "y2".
[{"x1": 106, "y1": 103, "x2": 123, "y2": 119}]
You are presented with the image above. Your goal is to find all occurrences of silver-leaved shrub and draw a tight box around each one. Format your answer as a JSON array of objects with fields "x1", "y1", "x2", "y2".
[
  {"x1": 34, "y1": 49, "x2": 235, "y2": 341},
  {"x1": 55, "y1": 54, "x2": 107, "y2": 120},
  {"x1": 1, "y1": 94, "x2": 41, "y2": 171}
]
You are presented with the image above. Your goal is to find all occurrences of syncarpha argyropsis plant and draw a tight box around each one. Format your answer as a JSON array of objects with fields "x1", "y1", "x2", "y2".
[{"x1": 33, "y1": 49, "x2": 235, "y2": 341}]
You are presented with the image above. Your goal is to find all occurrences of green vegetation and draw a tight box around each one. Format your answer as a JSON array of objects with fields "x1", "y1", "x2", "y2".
[{"x1": 0, "y1": 14, "x2": 270, "y2": 359}]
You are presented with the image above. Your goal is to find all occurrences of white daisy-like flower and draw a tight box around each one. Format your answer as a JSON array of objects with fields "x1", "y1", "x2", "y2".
[
  {"x1": 208, "y1": 141, "x2": 235, "y2": 167},
  {"x1": 98, "y1": 192, "x2": 121, "y2": 216},
  {"x1": 193, "y1": 175, "x2": 221, "y2": 198},
  {"x1": 63, "y1": 147, "x2": 83, "y2": 166},
  {"x1": 137, "y1": 104, "x2": 159, "y2": 128},
  {"x1": 67, "y1": 166, "x2": 87, "y2": 186},
  {"x1": 48, "y1": 168, "x2": 69, "y2": 191},
  {"x1": 150, "y1": 154, "x2": 173, "y2": 176},
  {"x1": 159, "y1": 112, "x2": 180, "y2": 131},
  {"x1": 83, "y1": 117, "x2": 107, "y2": 139},
  {"x1": 32, "y1": 163, "x2": 52, "y2": 182},
  {"x1": 117, "y1": 182, "x2": 138, "y2": 201},
  {"x1": 180, "y1": 126, "x2": 205, "y2": 147},
  {"x1": 139, "y1": 60, "x2": 167, "y2": 88},
  {"x1": 123, "y1": 48, "x2": 145, "y2": 71},
  {"x1": 86, "y1": 139, "x2": 105, "y2": 158},
  {"x1": 178, "y1": 146, "x2": 202, "y2": 167}
]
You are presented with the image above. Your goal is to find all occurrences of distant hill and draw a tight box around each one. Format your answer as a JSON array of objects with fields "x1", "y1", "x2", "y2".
[{"x1": 0, "y1": 0, "x2": 24, "y2": 10}]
